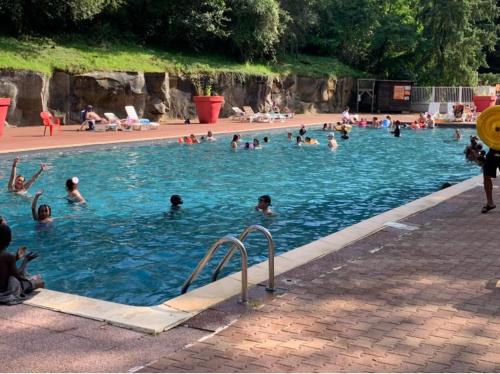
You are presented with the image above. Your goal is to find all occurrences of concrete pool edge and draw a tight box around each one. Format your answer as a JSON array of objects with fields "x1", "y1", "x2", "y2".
[{"x1": 23, "y1": 174, "x2": 483, "y2": 333}]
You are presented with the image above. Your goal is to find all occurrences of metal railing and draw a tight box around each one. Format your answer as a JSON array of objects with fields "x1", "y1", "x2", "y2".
[
  {"x1": 181, "y1": 235, "x2": 249, "y2": 303},
  {"x1": 411, "y1": 86, "x2": 474, "y2": 104},
  {"x1": 212, "y1": 225, "x2": 275, "y2": 292}
]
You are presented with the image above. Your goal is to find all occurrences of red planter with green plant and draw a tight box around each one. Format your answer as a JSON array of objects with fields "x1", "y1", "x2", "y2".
[
  {"x1": 0, "y1": 98, "x2": 11, "y2": 138},
  {"x1": 193, "y1": 96, "x2": 225, "y2": 124}
]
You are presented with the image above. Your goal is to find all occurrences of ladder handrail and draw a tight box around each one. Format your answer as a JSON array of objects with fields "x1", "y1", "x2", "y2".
[
  {"x1": 211, "y1": 225, "x2": 275, "y2": 292},
  {"x1": 181, "y1": 235, "x2": 248, "y2": 303}
]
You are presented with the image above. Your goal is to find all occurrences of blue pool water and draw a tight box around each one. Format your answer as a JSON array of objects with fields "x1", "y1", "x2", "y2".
[{"x1": 0, "y1": 127, "x2": 479, "y2": 306}]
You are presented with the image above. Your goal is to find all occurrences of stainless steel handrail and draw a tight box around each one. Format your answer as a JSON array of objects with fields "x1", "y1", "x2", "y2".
[
  {"x1": 211, "y1": 225, "x2": 275, "y2": 292},
  {"x1": 181, "y1": 235, "x2": 248, "y2": 303}
]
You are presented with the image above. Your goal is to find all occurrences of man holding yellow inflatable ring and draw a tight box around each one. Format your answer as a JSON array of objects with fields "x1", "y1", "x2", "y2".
[{"x1": 476, "y1": 106, "x2": 500, "y2": 213}]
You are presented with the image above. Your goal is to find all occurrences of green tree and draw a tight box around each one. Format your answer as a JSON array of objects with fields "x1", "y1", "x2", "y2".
[
  {"x1": 227, "y1": 0, "x2": 285, "y2": 61},
  {"x1": 417, "y1": 0, "x2": 499, "y2": 85},
  {"x1": 0, "y1": 0, "x2": 123, "y2": 34}
]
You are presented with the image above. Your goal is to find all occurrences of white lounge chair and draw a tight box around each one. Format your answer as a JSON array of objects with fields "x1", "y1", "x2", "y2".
[
  {"x1": 104, "y1": 113, "x2": 133, "y2": 131},
  {"x1": 124, "y1": 106, "x2": 160, "y2": 130},
  {"x1": 427, "y1": 102, "x2": 441, "y2": 119},
  {"x1": 232, "y1": 107, "x2": 246, "y2": 120},
  {"x1": 242, "y1": 106, "x2": 271, "y2": 123}
]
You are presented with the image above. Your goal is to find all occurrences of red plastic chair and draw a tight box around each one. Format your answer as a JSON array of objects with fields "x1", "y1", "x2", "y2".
[{"x1": 40, "y1": 111, "x2": 61, "y2": 136}]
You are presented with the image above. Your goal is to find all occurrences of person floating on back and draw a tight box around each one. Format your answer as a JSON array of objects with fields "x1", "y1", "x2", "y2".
[
  {"x1": 8, "y1": 157, "x2": 47, "y2": 194},
  {"x1": 0, "y1": 223, "x2": 45, "y2": 305},
  {"x1": 31, "y1": 191, "x2": 53, "y2": 224}
]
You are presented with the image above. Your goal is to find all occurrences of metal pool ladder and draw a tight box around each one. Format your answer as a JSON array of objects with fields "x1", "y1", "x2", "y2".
[{"x1": 181, "y1": 225, "x2": 276, "y2": 303}]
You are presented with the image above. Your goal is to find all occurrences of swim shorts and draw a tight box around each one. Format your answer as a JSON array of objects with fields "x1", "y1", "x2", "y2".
[{"x1": 483, "y1": 149, "x2": 500, "y2": 178}]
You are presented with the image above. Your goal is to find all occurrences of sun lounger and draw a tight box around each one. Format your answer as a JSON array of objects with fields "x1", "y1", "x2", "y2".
[
  {"x1": 427, "y1": 102, "x2": 441, "y2": 119},
  {"x1": 124, "y1": 106, "x2": 160, "y2": 130},
  {"x1": 242, "y1": 106, "x2": 271, "y2": 123},
  {"x1": 232, "y1": 107, "x2": 246, "y2": 120}
]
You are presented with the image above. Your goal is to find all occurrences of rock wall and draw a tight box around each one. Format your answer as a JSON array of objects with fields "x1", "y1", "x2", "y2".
[{"x1": 0, "y1": 69, "x2": 355, "y2": 126}]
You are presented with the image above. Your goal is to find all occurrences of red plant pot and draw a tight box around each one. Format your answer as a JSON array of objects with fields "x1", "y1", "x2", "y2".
[
  {"x1": 0, "y1": 98, "x2": 11, "y2": 138},
  {"x1": 473, "y1": 95, "x2": 497, "y2": 113},
  {"x1": 193, "y1": 96, "x2": 225, "y2": 124}
]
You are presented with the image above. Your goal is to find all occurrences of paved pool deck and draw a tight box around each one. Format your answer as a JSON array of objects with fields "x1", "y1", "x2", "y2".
[
  {"x1": 1, "y1": 178, "x2": 499, "y2": 372},
  {"x1": 0, "y1": 113, "x2": 474, "y2": 154}
]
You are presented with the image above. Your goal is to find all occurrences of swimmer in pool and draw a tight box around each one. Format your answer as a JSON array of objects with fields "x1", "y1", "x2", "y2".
[
  {"x1": 327, "y1": 133, "x2": 338, "y2": 150},
  {"x1": 299, "y1": 125, "x2": 307, "y2": 136},
  {"x1": 206, "y1": 130, "x2": 216, "y2": 141},
  {"x1": 255, "y1": 195, "x2": 274, "y2": 216},
  {"x1": 295, "y1": 136, "x2": 303, "y2": 146},
  {"x1": 231, "y1": 134, "x2": 239, "y2": 149},
  {"x1": 66, "y1": 177, "x2": 86, "y2": 204},
  {"x1": 170, "y1": 194, "x2": 183, "y2": 212},
  {"x1": 31, "y1": 191, "x2": 53, "y2": 224},
  {"x1": 8, "y1": 157, "x2": 47, "y2": 194},
  {"x1": 253, "y1": 138, "x2": 262, "y2": 149},
  {"x1": 454, "y1": 129, "x2": 462, "y2": 141},
  {"x1": 287, "y1": 132, "x2": 293, "y2": 140},
  {"x1": 304, "y1": 137, "x2": 319, "y2": 145},
  {"x1": 263, "y1": 137, "x2": 269, "y2": 143}
]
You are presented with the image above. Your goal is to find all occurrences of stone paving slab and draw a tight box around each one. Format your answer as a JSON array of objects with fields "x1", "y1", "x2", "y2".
[{"x1": 140, "y1": 183, "x2": 500, "y2": 372}]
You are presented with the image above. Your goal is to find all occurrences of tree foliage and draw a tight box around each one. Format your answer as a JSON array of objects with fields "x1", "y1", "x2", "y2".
[{"x1": 0, "y1": 0, "x2": 498, "y2": 84}]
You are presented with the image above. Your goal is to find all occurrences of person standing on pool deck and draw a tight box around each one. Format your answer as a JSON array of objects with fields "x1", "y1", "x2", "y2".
[
  {"x1": 8, "y1": 157, "x2": 47, "y2": 194},
  {"x1": 255, "y1": 195, "x2": 273, "y2": 216},
  {"x1": 482, "y1": 146, "x2": 500, "y2": 213}
]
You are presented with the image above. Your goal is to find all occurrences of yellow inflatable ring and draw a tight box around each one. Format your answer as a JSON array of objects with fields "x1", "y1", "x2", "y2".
[
  {"x1": 334, "y1": 124, "x2": 353, "y2": 132},
  {"x1": 477, "y1": 105, "x2": 500, "y2": 150}
]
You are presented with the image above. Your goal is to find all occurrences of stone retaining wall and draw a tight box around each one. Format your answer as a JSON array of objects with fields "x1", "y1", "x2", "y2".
[{"x1": 0, "y1": 70, "x2": 355, "y2": 126}]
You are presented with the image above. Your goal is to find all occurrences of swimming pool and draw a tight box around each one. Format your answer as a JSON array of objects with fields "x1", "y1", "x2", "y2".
[{"x1": 0, "y1": 126, "x2": 479, "y2": 306}]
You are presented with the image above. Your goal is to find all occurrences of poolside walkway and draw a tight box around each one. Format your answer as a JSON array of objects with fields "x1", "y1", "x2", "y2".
[
  {"x1": 2, "y1": 180, "x2": 500, "y2": 372},
  {"x1": 139, "y1": 183, "x2": 500, "y2": 373},
  {"x1": 0, "y1": 113, "x2": 471, "y2": 154}
]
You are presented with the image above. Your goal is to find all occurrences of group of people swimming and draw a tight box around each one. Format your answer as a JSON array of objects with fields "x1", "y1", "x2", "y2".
[
  {"x1": 178, "y1": 131, "x2": 216, "y2": 144},
  {"x1": 0, "y1": 157, "x2": 89, "y2": 304}
]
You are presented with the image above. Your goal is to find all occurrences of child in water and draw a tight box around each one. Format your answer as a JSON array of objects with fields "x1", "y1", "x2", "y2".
[
  {"x1": 66, "y1": 177, "x2": 86, "y2": 204},
  {"x1": 31, "y1": 191, "x2": 53, "y2": 224},
  {"x1": 327, "y1": 133, "x2": 338, "y2": 150},
  {"x1": 255, "y1": 195, "x2": 274, "y2": 216}
]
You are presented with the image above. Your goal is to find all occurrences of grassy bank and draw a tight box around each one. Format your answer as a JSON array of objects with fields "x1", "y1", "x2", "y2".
[{"x1": 0, "y1": 36, "x2": 363, "y2": 78}]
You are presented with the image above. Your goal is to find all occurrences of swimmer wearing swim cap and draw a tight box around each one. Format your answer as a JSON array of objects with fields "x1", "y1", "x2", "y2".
[{"x1": 66, "y1": 177, "x2": 86, "y2": 204}]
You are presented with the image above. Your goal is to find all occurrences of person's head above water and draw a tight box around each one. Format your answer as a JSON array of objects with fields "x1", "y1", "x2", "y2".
[
  {"x1": 232, "y1": 134, "x2": 238, "y2": 142},
  {"x1": 263, "y1": 136, "x2": 269, "y2": 143},
  {"x1": 170, "y1": 194, "x2": 183, "y2": 207},
  {"x1": 257, "y1": 194, "x2": 272, "y2": 209},
  {"x1": 14, "y1": 175, "x2": 25, "y2": 190},
  {"x1": 37, "y1": 204, "x2": 52, "y2": 221},
  {"x1": 0, "y1": 223, "x2": 12, "y2": 251},
  {"x1": 328, "y1": 132, "x2": 335, "y2": 139},
  {"x1": 66, "y1": 177, "x2": 79, "y2": 191}
]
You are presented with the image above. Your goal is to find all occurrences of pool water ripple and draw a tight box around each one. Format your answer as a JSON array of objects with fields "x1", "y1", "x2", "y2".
[{"x1": 0, "y1": 127, "x2": 479, "y2": 305}]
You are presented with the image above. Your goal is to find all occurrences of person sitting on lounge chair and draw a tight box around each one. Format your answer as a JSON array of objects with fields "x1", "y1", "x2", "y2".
[{"x1": 80, "y1": 105, "x2": 109, "y2": 130}]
